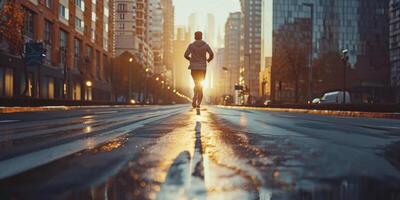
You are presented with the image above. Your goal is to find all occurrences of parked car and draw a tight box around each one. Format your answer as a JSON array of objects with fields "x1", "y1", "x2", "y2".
[
  {"x1": 311, "y1": 98, "x2": 321, "y2": 104},
  {"x1": 320, "y1": 91, "x2": 351, "y2": 104}
]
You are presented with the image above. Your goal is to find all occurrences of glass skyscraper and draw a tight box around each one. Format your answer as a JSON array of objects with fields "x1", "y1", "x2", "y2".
[
  {"x1": 271, "y1": 0, "x2": 390, "y2": 103},
  {"x1": 390, "y1": 0, "x2": 400, "y2": 102},
  {"x1": 240, "y1": 0, "x2": 263, "y2": 100}
]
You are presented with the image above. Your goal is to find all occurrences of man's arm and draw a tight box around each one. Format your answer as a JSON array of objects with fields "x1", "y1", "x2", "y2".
[
  {"x1": 207, "y1": 45, "x2": 214, "y2": 63},
  {"x1": 184, "y1": 45, "x2": 191, "y2": 61}
]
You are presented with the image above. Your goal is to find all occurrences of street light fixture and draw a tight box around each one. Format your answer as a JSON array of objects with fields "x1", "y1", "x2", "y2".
[
  {"x1": 85, "y1": 80, "x2": 92, "y2": 87},
  {"x1": 156, "y1": 77, "x2": 159, "y2": 81}
]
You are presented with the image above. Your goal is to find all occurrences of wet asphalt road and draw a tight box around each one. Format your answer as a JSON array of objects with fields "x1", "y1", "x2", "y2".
[{"x1": 0, "y1": 105, "x2": 400, "y2": 200}]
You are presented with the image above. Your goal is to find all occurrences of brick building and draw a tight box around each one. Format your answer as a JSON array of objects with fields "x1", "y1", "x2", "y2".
[{"x1": 0, "y1": 0, "x2": 114, "y2": 101}]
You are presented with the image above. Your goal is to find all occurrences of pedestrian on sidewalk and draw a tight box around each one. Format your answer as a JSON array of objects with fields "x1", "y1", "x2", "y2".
[{"x1": 184, "y1": 31, "x2": 214, "y2": 108}]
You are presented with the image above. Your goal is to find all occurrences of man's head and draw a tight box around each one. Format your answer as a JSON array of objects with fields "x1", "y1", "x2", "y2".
[{"x1": 194, "y1": 31, "x2": 203, "y2": 40}]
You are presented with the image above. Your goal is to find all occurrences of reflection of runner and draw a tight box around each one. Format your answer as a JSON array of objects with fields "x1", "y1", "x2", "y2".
[{"x1": 185, "y1": 31, "x2": 214, "y2": 108}]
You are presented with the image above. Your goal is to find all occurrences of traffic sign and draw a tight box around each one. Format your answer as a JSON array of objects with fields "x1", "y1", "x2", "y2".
[{"x1": 25, "y1": 42, "x2": 46, "y2": 65}]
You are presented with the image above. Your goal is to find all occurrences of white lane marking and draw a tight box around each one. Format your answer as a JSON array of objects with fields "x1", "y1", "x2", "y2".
[
  {"x1": 94, "y1": 111, "x2": 118, "y2": 115},
  {"x1": 0, "y1": 108, "x2": 186, "y2": 180},
  {"x1": 0, "y1": 120, "x2": 20, "y2": 123}
]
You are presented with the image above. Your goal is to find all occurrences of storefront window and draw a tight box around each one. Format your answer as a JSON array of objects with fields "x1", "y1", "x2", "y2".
[
  {"x1": 4, "y1": 68, "x2": 13, "y2": 97},
  {"x1": 0, "y1": 68, "x2": 4, "y2": 96},
  {"x1": 48, "y1": 77, "x2": 55, "y2": 99}
]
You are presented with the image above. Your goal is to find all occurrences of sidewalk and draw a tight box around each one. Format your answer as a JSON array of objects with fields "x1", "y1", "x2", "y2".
[{"x1": 218, "y1": 105, "x2": 400, "y2": 120}]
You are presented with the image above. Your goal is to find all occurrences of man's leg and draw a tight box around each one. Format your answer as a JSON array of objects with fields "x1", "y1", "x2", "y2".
[
  {"x1": 195, "y1": 71, "x2": 206, "y2": 107},
  {"x1": 191, "y1": 71, "x2": 198, "y2": 108}
]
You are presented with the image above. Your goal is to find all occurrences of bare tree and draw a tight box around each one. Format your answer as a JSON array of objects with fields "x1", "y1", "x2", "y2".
[{"x1": 273, "y1": 21, "x2": 310, "y2": 103}]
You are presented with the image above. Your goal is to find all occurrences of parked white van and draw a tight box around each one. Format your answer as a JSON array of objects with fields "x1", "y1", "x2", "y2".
[{"x1": 320, "y1": 91, "x2": 351, "y2": 104}]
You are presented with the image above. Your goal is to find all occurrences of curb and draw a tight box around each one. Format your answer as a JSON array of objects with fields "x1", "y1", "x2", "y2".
[
  {"x1": 217, "y1": 106, "x2": 400, "y2": 120},
  {"x1": 0, "y1": 105, "x2": 144, "y2": 114}
]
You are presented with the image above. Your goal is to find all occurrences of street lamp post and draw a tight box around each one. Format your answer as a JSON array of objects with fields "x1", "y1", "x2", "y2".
[
  {"x1": 85, "y1": 80, "x2": 92, "y2": 101},
  {"x1": 223, "y1": 67, "x2": 228, "y2": 96},
  {"x1": 244, "y1": 53, "x2": 251, "y2": 104},
  {"x1": 144, "y1": 68, "x2": 149, "y2": 103},
  {"x1": 302, "y1": 3, "x2": 314, "y2": 102},
  {"x1": 128, "y1": 57, "x2": 133, "y2": 102},
  {"x1": 341, "y1": 49, "x2": 349, "y2": 105},
  {"x1": 61, "y1": 47, "x2": 68, "y2": 100}
]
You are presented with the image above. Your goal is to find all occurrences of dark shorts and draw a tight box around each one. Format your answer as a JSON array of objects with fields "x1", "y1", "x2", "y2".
[{"x1": 191, "y1": 70, "x2": 206, "y2": 85}]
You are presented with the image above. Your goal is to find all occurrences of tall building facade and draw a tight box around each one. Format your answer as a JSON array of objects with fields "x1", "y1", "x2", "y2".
[
  {"x1": 172, "y1": 26, "x2": 191, "y2": 93},
  {"x1": 271, "y1": 0, "x2": 390, "y2": 103},
  {"x1": 206, "y1": 13, "x2": 216, "y2": 47},
  {"x1": 161, "y1": 0, "x2": 174, "y2": 85},
  {"x1": 213, "y1": 48, "x2": 225, "y2": 102},
  {"x1": 390, "y1": 0, "x2": 400, "y2": 102},
  {"x1": 224, "y1": 12, "x2": 241, "y2": 96},
  {"x1": 188, "y1": 13, "x2": 198, "y2": 37},
  {"x1": 114, "y1": 0, "x2": 154, "y2": 70},
  {"x1": 0, "y1": 0, "x2": 114, "y2": 101},
  {"x1": 114, "y1": 0, "x2": 138, "y2": 56},
  {"x1": 240, "y1": 0, "x2": 262, "y2": 100},
  {"x1": 148, "y1": 0, "x2": 164, "y2": 74}
]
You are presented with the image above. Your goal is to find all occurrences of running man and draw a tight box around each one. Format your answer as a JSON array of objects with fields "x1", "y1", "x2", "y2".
[{"x1": 184, "y1": 31, "x2": 214, "y2": 108}]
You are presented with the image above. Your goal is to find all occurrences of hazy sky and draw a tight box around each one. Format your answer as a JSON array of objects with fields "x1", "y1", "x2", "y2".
[{"x1": 173, "y1": 0, "x2": 241, "y2": 34}]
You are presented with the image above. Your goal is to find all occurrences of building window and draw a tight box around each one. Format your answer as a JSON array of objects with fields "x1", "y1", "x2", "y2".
[
  {"x1": 23, "y1": 8, "x2": 35, "y2": 39},
  {"x1": 75, "y1": 17, "x2": 84, "y2": 31},
  {"x1": 59, "y1": 29, "x2": 68, "y2": 66},
  {"x1": 87, "y1": 46, "x2": 93, "y2": 74},
  {"x1": 44, "y1": 20, "x2": 52, "y2": 43},
  {"x1": 44, "y1": 20, "x2": 52, "y2": 64},
  {"x1": 45, "y1": 0, "x2": 52, "y2": 8},
  {"x1": 59, "y1": 4, "x2": 69, "y2": 20},
  {"x1": 103, "y1": 54, "x2": 108, "y2": 80},
  {"x1": 120, "y1": 13, "x2": 125, "y2": 19},
  {"x1": 91, "y1": 28, "x2": 95, "y2": 41},
  {"x1": 74, "y1": 38, "x2": 82, "y2": 69},
  {"x1": 96, "y1": 50, "x2": 101, "y2": 79},
  {"x1": 117, "y1": 3, "x2": 126, "y2": 11},
  {"x1": 75, "y1": 0, "x2": 85, "y2": 11},
  {"x1": 103, "y1": 38, "x2": 108, "y2": 50},
  {"x1": 0, "y1": 68, "x2": 3, "y2": 96},
  {"x1": 27, "y1": 73, "x2": 34, "y2": 97},
  {"x1": 73, "y1": 82, "x2": 81, "y2": 100}
]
